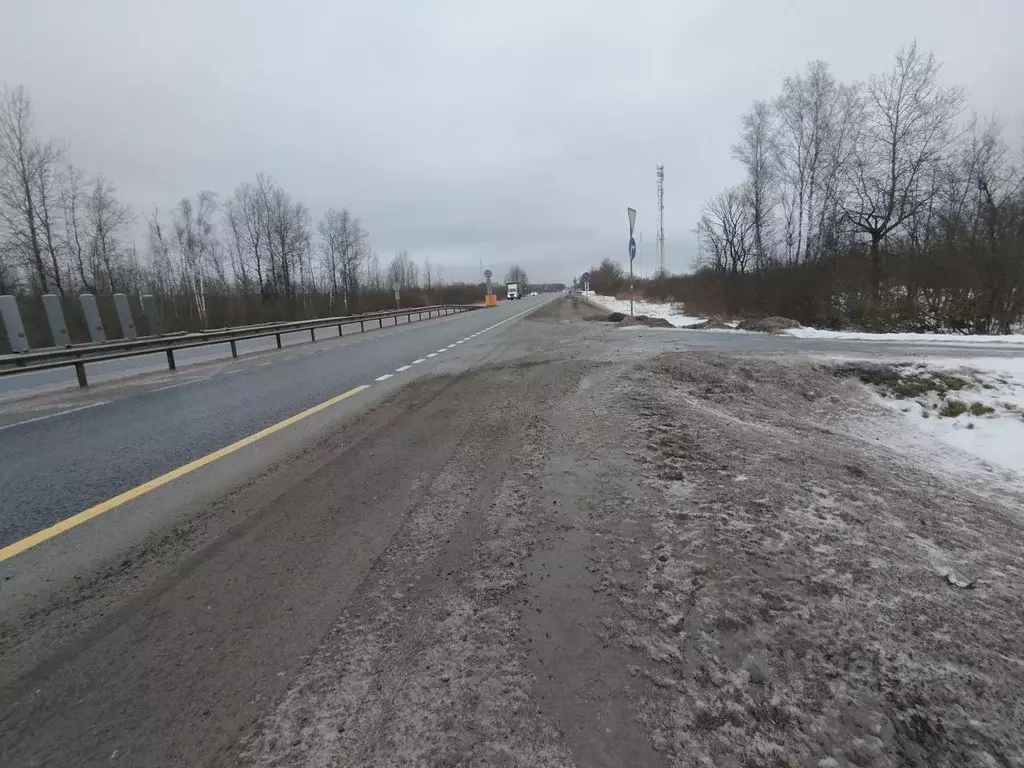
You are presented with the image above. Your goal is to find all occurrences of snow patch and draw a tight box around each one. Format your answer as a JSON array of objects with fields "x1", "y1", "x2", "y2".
[
  {"x1": 867, "y1": 358, "x2": 1024, "y2": 481},
  {"x1": 786, "y1": 327, "x2": 1024, "y2": 344},
  {"x1": 587, "y1": 295, "x2": 709, "y2": 328}
]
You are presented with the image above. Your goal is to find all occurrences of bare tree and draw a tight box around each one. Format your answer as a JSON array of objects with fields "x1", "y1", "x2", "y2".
[
  {"x1": 732, "y1": 100, "x2": 777, "y2": 269},
  {"x1": 387, "y1": 248, "x2": 418, "y2": 289},
  {"x1": 775, "y1": 62, "x2": 859, "y2": 265},
  {"x1": 842, "y1": 42, "x2": 964, "y2": 298},
  {"x1": 697, "y1": 186, "x2": 755, "y2": 276},
  {"x1": 59, "y1": 165, "x2": 95, "y2": 292},
  {"x1": 257, "y1": 175, "x2": 309, "y2": 301},
  {"x1": 364, "y1": 249, "x2": 382, "y2": 291},
  {"x1": 505, "y1": 264, "x2": 528, "y2": 289},
  {"x1": 224, "y1": 182, "x2": 261, "y2": 296},
  {"x1": 422, "y1": 257, "x2": 433, "y2": 291},
  {"x1": 146, "y1": 206, "x2": 175, "y2": 299},
  {"x1": 0, "y1": 85, "x2": 50, "y2": 290},
  {"x1": 85, "y1": 175, "x2": 133, "y2": 293},
  {"x1": 33, "y1": 143, "x2": 68, "y2": 296},
  {"x1": 173, "y1": 191, "x2": 218, "y2": 324}
]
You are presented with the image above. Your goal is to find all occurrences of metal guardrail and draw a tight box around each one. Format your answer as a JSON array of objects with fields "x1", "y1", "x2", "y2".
[{"x1": 0, "y1": 304, "x2": 479, "y2": 387}]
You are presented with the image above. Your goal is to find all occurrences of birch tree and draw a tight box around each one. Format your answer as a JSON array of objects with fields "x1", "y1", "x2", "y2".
[{"x1": 732, "y1": 100, "x2": 777, "y2": 269}]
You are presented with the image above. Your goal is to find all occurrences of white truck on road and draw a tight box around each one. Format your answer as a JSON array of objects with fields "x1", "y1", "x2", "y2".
[{"x1": 506, "y1": 282, "x2": 521, "y2": 300}]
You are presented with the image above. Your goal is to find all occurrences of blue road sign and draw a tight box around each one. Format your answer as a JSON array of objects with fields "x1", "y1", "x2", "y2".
[{"x1": 628, "y1": 237, "x2": 636, "y2": 261}]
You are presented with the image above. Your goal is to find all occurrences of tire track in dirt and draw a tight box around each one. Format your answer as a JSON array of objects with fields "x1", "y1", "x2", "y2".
[{"x1": 240, "y1": 360, "x2": 595, "y2": 766}]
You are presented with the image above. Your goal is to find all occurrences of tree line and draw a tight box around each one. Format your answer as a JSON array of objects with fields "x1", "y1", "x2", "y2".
[
  {"x1": 697, "y1": 42, "x2": 1024, "y2": 332},
  {"x1": 589, "y1": 44, "x2": 1023, "y2": 334},
  {"x1": 0, "y1": 84, "x2": 507, "y2": 348}
]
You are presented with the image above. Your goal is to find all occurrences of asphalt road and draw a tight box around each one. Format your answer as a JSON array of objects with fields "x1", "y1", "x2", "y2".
[
  {"x1": 0, "y1": 306, "x2": 475, "y2": 399},
  {"x1": 0, "y1": 295, "x2": 551, "y2": 548}
]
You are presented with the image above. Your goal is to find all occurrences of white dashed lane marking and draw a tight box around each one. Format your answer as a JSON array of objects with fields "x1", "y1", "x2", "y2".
[
  {"x1": 0, "y1": 400, "x2": 111, "y2": 432},
  {"x1": 365, "y1": 295, "x2": 555, "y2": 392}
]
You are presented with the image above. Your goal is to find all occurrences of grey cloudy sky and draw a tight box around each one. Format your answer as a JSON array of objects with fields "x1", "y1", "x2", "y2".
[{"x1": 2, "y1": 0, "x2": 1022, "y2": 283}]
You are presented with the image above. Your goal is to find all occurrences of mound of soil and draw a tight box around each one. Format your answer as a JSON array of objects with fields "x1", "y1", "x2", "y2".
[
  {"x1": 736, "y1": 316, "x2": 802, "y2": 333},
  {"x1": 606, "y1": 312, "x2": 626, "y2": 322},
  {"x1": 635, "y1": 315, "x2": 674, "y2": 328},
  {"x1": 686, "y1": 317, "x2": 733, "y2": 330}
]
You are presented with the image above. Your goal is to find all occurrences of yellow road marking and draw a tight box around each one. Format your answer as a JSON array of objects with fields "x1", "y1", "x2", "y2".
[{"x1": 0, "y1": 384, "x2": 370, "y2": 563}]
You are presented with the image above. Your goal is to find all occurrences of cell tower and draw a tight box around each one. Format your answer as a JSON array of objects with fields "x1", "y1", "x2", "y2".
[{"x1": 656, "y1": 165, "x2": 665, "y2": 275}]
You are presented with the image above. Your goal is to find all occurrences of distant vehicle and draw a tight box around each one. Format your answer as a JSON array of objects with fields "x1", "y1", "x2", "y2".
[
  {"x1": 529, "y1": 291, "x2": 538, "y2": 296},
  {"x1": 506, "y1": 282, "x2": 521, "y2": 300}
]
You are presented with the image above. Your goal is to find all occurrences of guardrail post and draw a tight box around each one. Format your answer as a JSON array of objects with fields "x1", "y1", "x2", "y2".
[
  {"x1": 360, "y1": 320, "x2": 365, "y2": 332},
  {"x1": 0, "y1": 295, "x2": 30, "y2": 352},
  {"x1": 42, "y1": 294, "x2": 72, "y2": 348},
  {"x1": 337, "y1": 323, "x2": 343, "y2": 337},
  {"x1": 79, "y1": 294, "x2": 106, "y2": 343},
  {"x1": 74, "y1": 361, "x2": 88, "y2": 387},
  {"x1": 310, "y1": 328, "x2": 316, "y2": 342},
  {"x1": 166, "y1": 349, "x2": 176, "y2": 371},
  {"x1": 142, "y1": 294, "x2": 162, "y2": 335},
  {"x1": 230, "y1": 339, "x2": 238, "y2": 358},
  {"x1": 379, "y1": 318, "x2": 383, "y2": 329},
  {"x1": 113, "y1": 293, "x2": 137, "y2": 340},
  {"x1": 275, "y1": 333, "x2": 282, "y2": 349}
]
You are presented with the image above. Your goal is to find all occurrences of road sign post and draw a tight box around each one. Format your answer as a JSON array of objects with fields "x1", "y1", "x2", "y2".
[
  {"x1": 392, "y1": 282, "x2": 400, "y2": 309},
  {"x1": 627, "y1": 207, "x2": 637, "y2": 317},
  {"x1": 483, "y1": 269, "x2": 497, "y2": 307}
]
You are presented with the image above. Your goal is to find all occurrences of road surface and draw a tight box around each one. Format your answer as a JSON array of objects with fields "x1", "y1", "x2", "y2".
[
  {"x1": 1, "y1": 295, "x2": 1021, "y2": 767},
  {"x1": 0, "y1": 307, "x2": 477, "y2": 399},
  {"x1": 0, "y1": 297, "x2": 545, "y2": 548}
]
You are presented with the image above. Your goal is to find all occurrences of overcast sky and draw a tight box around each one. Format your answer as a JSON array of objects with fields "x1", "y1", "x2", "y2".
[{"x1": 2, "y1": 0, "x2": 1022, "y2": 283}]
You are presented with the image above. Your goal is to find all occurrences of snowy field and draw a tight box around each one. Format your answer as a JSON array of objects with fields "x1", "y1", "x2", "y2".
[
  {"x1": 786, "y1": 326, "x2": 1024, "y2": 344},
  {"x1": 586, "y1": 294, "x2": 707, "y2": 327},
  {"x1": 860, "y1": 357, "x2": 1024, "y2": 481}
]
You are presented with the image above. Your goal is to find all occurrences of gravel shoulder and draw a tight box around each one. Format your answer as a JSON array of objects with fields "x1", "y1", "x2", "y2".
[{"x1": 2, "y1": 297, "x2": 1022, "y2": 766}]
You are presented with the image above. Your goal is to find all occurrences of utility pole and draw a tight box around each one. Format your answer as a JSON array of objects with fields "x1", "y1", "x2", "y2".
[
  {"x1": 627, "y1": 207, "x2": 637, "y2": 317},
  {"x1": 655, "y1": 163, "x2": 663, "y2": 278}
]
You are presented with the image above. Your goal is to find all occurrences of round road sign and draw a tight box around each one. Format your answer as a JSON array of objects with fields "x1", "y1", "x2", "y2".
[
  {"x1": 629, "y1": 237, "x2": 636, "y2": 261},
  {"x1": 484, "y1": 269, "x2": 492, "y2": 279}
]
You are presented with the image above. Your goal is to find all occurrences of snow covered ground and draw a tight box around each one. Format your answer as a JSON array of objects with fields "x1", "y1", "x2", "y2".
[
  {"x1": 786, "y1": 327, "x2": 1024, "y2": 344},
  {"x1": 864, "y1": 357, "x2": 1024, "y2": 481},
  {"x1": 590, "y1": 294, "x2": 1024, "y2": 343},
  {"x1": 587, "y1": 294, "x2": 708, "y2": 327}
]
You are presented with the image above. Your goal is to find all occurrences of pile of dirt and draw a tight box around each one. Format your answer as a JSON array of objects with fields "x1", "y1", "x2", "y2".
[
  {"x1": 616, "y1": 316, "x2": 640, "y2": 327},
  {"x1": 606, "y1": 312, "x2": 626, "y2": 322},
  {"x1": 555, "y1": 353, "x2": 1024, "y2": 766},
  {"x1": 685, "y1": 316, "x2": 732, "y2": 330},
  {"x1": 736, "y1": 315, "x2": 802, "y2": 333},
  {"x1": 635, "y1": 315, "x2": 674, "y2": 328}
]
